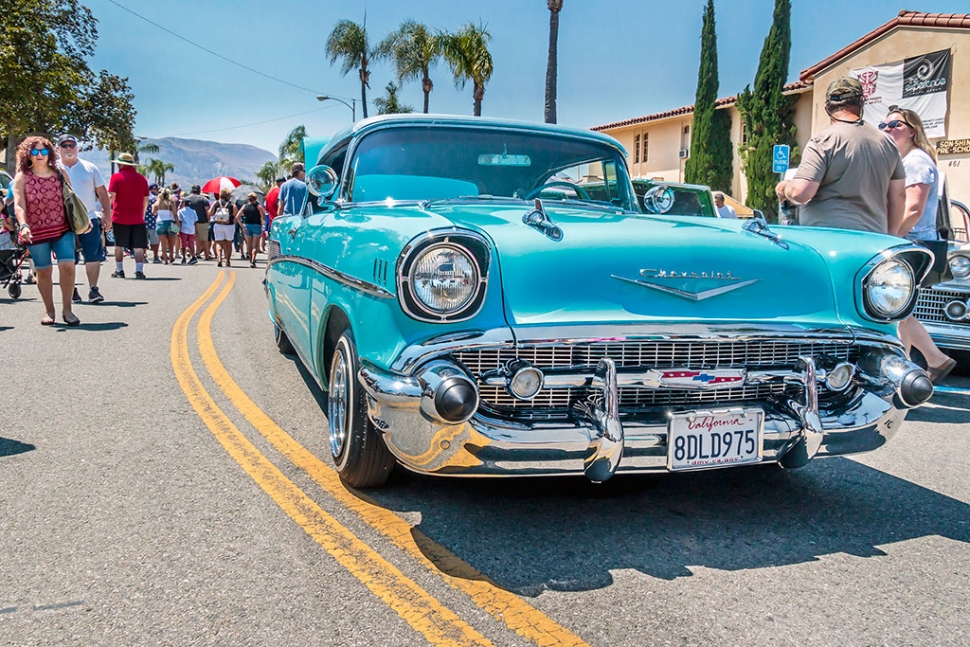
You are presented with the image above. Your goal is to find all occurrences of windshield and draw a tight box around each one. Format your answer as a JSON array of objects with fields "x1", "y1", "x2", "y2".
[{"x1": 345, "y1": 126, "x2": 636, "y2": 211}]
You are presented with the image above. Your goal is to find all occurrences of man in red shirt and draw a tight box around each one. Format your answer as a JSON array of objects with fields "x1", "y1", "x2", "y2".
[
  {"x1": 107, "y1": 153, "x2": 150, "y2": 279},
  {"x1": 265, "y1": 177, "x2": 284, "y2": 227}
]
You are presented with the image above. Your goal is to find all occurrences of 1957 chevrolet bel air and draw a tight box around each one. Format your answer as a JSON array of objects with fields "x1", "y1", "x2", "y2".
[{"x1": 265, "y1": 114, "x2": 934, "y2": 487}]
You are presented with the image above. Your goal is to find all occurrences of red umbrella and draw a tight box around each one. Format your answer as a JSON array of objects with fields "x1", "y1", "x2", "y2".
[{"x1": 201, "y1": 176, "x2": 242, "y2": 194}]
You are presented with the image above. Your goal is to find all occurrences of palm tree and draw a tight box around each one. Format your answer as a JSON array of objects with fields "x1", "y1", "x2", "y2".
[
  {"x1": 377, "y1": 20, "x2": 441, "y2": 114},
  {"x1": 326, "y1": 18, "x2": 374, "y2": 119},
  {"x1": 440, "y1": 22, "x2": 494, "y2": 117},
  {"x1": 373, "y1": 83, "x2": 414, "y2": 115},
  {"x1": 133, "y1": 139, "x2": 159, "y2": 164},
  {"x1": 278, "y1": 125, "x2": 306, "y2": 168},
  {"x1": 145, "y1": 158, "x2": 175, "y2": 186},
  {"x1": 256, "y1": 160, "x2": 283, "y2": 192},
  {"x1": 544, "y1": 0, "x2": 563, "y2": 124}
]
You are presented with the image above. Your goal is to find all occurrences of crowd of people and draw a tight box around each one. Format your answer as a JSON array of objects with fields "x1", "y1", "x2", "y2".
[{"x1": 1, "y1": 135, "x2": 307, "y2": 325}]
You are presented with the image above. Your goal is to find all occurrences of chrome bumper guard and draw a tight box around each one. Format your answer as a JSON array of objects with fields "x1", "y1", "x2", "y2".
[{"x1": 358, "y1": 347, "x2": 931, "y2": 482}]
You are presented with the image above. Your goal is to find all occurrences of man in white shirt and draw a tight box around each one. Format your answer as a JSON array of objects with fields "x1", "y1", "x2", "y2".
[
  {"x1": 58, "y1": 134, "x2": 111, "y2": 303},
  {"x1": 714, "y1": 193, "x2": 737, "y2": 219}
]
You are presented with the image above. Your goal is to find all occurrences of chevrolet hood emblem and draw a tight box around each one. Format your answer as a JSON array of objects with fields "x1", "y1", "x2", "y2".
[{"x1": 612, "y1": 269, "x2": 761, "y2": 302}]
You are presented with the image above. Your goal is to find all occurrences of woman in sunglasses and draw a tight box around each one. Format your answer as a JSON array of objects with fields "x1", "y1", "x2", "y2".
[
  {"x1": 10, "y1": 136, "x2": 80, "y2": 326},
  {"x1": 882, "y1": 107, "x2": 955, "y2": 381}
]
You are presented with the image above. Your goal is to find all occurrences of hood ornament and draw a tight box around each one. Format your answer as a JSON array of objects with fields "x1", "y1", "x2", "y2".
[
  {"x1": 522, "y1": 198, "x2": 563, "y2": 241},
  {"x1": 612, "y1": 268, "x2": 760, "y2": 302}
]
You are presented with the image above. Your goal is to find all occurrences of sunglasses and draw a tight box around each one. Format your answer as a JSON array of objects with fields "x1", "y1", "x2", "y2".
[
  {"x1": 29, "y1": 148, "x2": 50, "y2": 156},
  {"x1": 59, "y1": 142, "x2": 76, "y2": 148},
  {"x1": 878, "y1": 119, "x2": 910, "y2": 131}
]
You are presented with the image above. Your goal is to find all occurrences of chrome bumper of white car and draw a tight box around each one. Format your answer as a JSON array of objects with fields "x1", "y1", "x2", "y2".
[{"x1": 358, "y1": 340, "x2": 931, "y2": 482}]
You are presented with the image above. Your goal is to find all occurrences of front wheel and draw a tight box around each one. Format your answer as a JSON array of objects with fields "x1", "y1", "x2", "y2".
[
  {"x1": 328, "y1": 331, "x2": 395, "y2": 487},
  {"x1": 274, "y1": 323, "x2": 295, "y2": 355}
]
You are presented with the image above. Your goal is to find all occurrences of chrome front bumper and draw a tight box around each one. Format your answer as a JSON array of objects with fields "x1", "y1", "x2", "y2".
[{"x1": 358, "y1": 342, "x2": 931, "y2": 482}]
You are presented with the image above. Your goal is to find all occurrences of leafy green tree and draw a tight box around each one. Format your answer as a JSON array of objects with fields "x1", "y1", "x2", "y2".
[
  {"x1": 544, "y1": 0, "x2": 563, "y2": 124},
  {"x1": 373, "y1": 83, "x2": 414, "y2": 115},
  {"x1": 145, "y1": 158, "x2": 175, "y2": 186},
  {"x1": 440, "y1": 23, "x2": 494, "y2": 117},
  {"x1": 377, "y1": 20, "x2": 442, "y2": 114},
  {"x1": 684, "y1": 0, "x2": 733, "y2": 193},
  {"x1": 0, "y1": 0, "x2": 136, "y2": 172},
  {"x1": 278, "y1": 125, "x2": 306, "y2": 168},
  {"x1": 326, "y1": 19, "x2": 374, "y2": 119},
  {"x1": 735, "y1": 0, "x2": 798, "y2": 222}
]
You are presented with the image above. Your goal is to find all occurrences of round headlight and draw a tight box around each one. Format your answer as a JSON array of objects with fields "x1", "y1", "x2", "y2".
[
  {"x1": 411, "y1": 245, "x2": 479, "y2": 314},
  {"x1": 866, "y1": 258, "x2": 914, "y2": 318},
  {"x1": 948, "y1": 254, "x2": 970, "y2": 279}
]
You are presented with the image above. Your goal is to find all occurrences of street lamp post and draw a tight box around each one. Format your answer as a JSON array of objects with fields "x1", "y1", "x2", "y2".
[{"x1": 316, "y1": 95, "x2": 356, "y2": 122}]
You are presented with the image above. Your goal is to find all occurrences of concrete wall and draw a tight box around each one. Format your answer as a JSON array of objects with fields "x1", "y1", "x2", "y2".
[{"x1": 611, "y1": 116, "x2": 691, "y2": 183}]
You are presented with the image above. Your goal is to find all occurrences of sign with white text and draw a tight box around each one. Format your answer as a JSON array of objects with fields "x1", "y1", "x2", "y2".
[{"x1": 772, "y1": 145, "x2": 790, "y2": 174}]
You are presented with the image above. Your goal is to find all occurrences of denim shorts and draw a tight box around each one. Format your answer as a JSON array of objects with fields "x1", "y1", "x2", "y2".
[
  {"x1": 28, "y1": 230, "x2": 76, "y2": 270},
  {"x1": 146, "y1": 226, "x2": 159, "y2": 246},
  {"x1": 156, "y1": 220, "x2": 179, "y2": 237},
  {"x1": 76, "y1": 217, "x2": 105, "y2": 264},
  {"x1": 244, "y1": 223, "x2": 263, "y2": 237}
]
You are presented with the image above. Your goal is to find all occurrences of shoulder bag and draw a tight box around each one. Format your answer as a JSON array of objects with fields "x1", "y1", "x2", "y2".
[{"x1": 57, "y1": 171, "x2": 93, "y2": 235}]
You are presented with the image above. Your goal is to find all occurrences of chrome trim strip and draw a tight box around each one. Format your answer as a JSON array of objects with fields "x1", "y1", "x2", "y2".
[{"x1": 266, "y1": 255, "x2": 394, "y2": 299}]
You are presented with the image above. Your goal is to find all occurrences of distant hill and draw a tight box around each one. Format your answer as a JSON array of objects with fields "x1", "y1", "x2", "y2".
[{"x1": 81, "y1": 137, "x2": 277, "y2": 187}]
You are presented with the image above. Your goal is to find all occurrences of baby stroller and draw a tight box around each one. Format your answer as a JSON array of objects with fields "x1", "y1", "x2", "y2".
[{"x1": 0, "y1": 230, "x2": 26, "y2": 299}]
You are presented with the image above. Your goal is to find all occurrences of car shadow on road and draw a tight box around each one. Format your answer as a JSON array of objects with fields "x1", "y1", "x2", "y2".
[
  {"x1": 294, "y1": 353, "x2": 329, "y2": 412},
  {"x1": 903, "y1": 391, "x2": 970, "y2": 422},
  {"x1": 363, "y1": 458, "x2": 970, "y2": 595},
  {"x1": 0, "y1": 436, "x2": 35, "y2": 458}
]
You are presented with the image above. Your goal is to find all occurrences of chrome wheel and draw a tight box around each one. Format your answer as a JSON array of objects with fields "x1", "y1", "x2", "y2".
[{"x1": 328, "y1": 348, "x2": 349, "y2": 460}]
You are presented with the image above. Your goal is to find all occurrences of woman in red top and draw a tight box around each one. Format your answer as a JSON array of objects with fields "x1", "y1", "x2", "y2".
[{"x1": 11, "y1": 136, "x2": 80, "y2": 326}]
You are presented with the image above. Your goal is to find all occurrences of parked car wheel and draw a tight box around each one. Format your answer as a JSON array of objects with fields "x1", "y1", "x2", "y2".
[
  {"x1": 274, "y1": 323, "x2": 295, "y2": 355},
  {"x1": 328, "y1": 331, "x2": 395, "y2": 488}
]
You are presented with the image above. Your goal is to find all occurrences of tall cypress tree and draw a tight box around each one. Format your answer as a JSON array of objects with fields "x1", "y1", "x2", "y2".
[
  {"x1": 735, "y1": 0, "x2": 798, "y2": 221},
  {"x1": 684, "y1": 0, "x2": 733, "y2": 192}
]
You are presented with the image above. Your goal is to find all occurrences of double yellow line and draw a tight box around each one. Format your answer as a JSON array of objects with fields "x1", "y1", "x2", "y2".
[{"x1": 172, "y1": 274, "x2": 590, "y2": 647}]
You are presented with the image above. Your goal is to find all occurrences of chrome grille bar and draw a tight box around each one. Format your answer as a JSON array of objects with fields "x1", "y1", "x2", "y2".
[{"x1": 915, "y1": 287, "x2": 970, "y2": 324}]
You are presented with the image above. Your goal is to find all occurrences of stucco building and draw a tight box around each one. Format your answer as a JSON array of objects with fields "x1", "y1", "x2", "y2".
[{"x1": 592, "y1": 10, "x2": 970, "y2": 207}]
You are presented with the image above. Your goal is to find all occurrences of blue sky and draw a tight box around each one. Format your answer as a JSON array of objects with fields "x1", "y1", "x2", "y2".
[{"x1": 86, "y1": 0, "x2": 967, "y2": 155}]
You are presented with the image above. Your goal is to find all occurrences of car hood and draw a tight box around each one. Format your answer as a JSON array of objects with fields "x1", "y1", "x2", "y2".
[{"x1": 431, "y1": 203, "x2": 855, "y2": 331}]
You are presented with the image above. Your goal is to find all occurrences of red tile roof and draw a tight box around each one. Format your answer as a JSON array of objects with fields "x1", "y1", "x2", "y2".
[
  {"x1": 591, "y1": 82, "x2": 809, "y2": 132},
  {"x1": 799, "y1": 10, "x2": 970, "y2": 81}
]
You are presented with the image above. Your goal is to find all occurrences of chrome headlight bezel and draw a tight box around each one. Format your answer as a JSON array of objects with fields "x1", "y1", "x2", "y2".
[
  {"x1": 857, "y1": 246, "x2": 930, "y2": 322},
  {"x1": 397, "y1": 229, "x2": 491, "y2": 323},
  {"x1": 948, "y1": 253, "x2": 970, "y2": 280}
]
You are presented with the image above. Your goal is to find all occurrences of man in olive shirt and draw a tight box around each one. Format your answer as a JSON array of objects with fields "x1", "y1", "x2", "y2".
[{"x1": 776, "y1": 77, "x2": 905, "y2": 234}]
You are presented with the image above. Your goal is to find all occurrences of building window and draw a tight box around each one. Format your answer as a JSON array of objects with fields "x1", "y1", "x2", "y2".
[
  {"x1": 681, "y1": 125, "x2": 691, "y2": 151},
  {"x1": 643, "y1": 132, "x2": 649, "y2": 163},
  {"x1": 634, "y1": 133, "x2": 641, "y2": 164},
  {"x1": 741, "y1": 123, "x2": 747, "y2": 146}
]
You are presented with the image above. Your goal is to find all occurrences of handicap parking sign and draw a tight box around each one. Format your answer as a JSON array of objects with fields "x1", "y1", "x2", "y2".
[{"x1": 773, "y1": 145, "x2": 790, "y2": 174}]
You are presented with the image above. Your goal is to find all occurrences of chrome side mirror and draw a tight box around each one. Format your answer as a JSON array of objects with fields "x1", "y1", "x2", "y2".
[{"x1": 306, "y1": 165, "x2": 339, "y2": 199}]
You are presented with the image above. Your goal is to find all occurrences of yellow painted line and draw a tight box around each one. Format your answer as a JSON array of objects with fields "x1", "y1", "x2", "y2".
[
  {"x1": 197, "y1": 275, "x2": 591, "y2": 647},
  {"x1": 173, "y1": 273, "x2": 494, "y2": 647}
]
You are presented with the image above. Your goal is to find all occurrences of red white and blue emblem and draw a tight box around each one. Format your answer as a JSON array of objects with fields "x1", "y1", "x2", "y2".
[{"x1": 659, "y1": 369, "x2": 746, "y2": 389}]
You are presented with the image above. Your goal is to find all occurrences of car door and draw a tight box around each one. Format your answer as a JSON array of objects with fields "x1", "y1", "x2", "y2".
[{"x1": 272, "y1": 213, "x2": 314, "y2": 359}]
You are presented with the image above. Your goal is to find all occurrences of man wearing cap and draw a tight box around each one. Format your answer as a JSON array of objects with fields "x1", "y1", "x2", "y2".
[
  {"x1": 182, "y1": 184, "x2": 211, "y2": 261},
  {"x1": 775, "y1": 77, "x2": 905, "y2": 234},
  {"x1": 277, "y1": 163, "x2": 307, "y2": 217},
  {"x1": 58, "y1": 134, "x2": 111, "y2": 303},
  {"x1": 107, "y1": 153, "x2": 150, "y2": 279}
]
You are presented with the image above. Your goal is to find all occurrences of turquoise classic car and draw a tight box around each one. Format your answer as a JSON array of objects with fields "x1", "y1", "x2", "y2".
[{"x1": 265, "y1": 114, "x2": 934, "y2": 488}]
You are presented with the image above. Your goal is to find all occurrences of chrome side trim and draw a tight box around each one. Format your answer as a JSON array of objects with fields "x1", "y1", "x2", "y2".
[{"x1": 266, "y1": 255, "x2": 394, "y2": 299}]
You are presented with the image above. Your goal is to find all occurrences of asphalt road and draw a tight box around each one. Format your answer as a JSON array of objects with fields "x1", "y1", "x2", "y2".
[{"x1": 1, "y1": 256, "x2": 968, "y2": 647}]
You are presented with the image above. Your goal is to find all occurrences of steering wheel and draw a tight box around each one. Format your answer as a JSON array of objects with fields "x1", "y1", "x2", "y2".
[{"x1": 525, "y1": 181, "x2": 591, "y2": 201}]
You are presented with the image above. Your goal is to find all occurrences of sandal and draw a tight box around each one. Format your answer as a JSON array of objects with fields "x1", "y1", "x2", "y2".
[
  {"x1": 41, "y1": 313, "x2": 56, "y2": 326},
  {"x1": 928, "y1": 357, "x2": 957, "y2": 384},
  {"x1": 63, "y1": 312, "x2": 81, "y2": 327}
]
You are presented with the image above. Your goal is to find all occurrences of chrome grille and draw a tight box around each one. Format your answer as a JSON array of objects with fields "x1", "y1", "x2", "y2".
[
  {"x1": 453, "y1": 340, "x2": 854, "y2": 418},
  {"x1": 915, "y1": 287, "x2": 970, "y2": 325}
]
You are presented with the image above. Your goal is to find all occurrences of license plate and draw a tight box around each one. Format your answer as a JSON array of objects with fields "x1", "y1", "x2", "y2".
[{"x1": 667, "y1": 409, "x2": 764, "y2": 471}]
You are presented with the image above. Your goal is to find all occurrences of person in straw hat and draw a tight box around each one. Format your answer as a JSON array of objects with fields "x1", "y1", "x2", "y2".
[{"x1": 107, "y1": 153, "x2": 150, "y2": 279}]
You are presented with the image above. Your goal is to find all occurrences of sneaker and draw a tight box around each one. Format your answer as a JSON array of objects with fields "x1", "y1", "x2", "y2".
[
  {"x1": 111, "y1": 270, "x2": 125, "y2": 279},
  {"x1": 188, "y1": 256, "x2": 198, "y2": 265},
  {"x1": 24, "y1": 273, "x2": 36, "y2": 284},
  {"x1": 88, "y1": 286, "x2": 104, "y2": 304},
  {"x1": 152, "y1": 257, "x2": 162, "y2": 264},
  {"x1": 72, "y1": 287, "x2": 82, "y2": 303},
  {"x1": 180, "y1": 257, "x2": 187, "y2": 265},
  {"x1": 134, "y1": 271, "x2": 147, "y2": 280}
]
